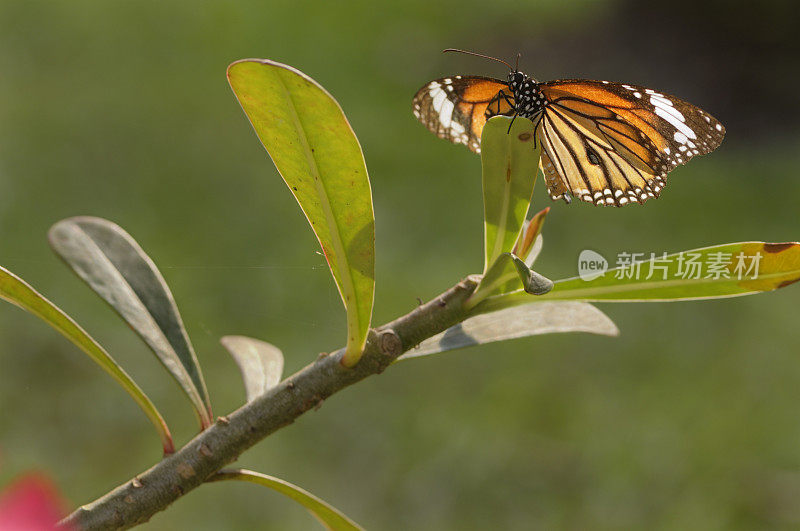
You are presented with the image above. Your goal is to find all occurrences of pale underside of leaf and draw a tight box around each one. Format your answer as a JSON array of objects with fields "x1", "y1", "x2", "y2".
[
  {"x1": 48, "y1": 217, "x2": 213, "y2": 429},
  {"x1": 220, "y1": 335, "x2": 284, "y2": 403},
  {"x1": 399, "y1": 301, "x2": 618, "y2": 360}
]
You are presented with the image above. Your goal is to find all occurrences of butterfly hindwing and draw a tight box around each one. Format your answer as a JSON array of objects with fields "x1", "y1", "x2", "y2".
[
  {"x1": 539, "y1": 149, "x2": 571, "y2": 202},
  {"x1": 412, "y1": 76, "x2": 512, "y2": 153},
  {"x1": 538, "y1": 108, "x2": 666, "y2": 206},
  {"x1": 537, "y1": 79, "x2": 725, "y2": 205}
]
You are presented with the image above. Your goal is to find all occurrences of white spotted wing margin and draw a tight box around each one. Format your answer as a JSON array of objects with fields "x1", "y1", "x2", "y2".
[{"x1": 412, "y1": 75, "x2": 510, "y2": 153}]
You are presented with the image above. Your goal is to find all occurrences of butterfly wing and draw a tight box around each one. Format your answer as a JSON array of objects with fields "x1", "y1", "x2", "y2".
[
  {"x1": 412, "y1": 76, "x2": 513, "y2": 153},
  {"x1": 538, "y1": 79, "x2": 725, "y2": 206},
  {"x1": 539, "y1": 149, "x2": 572, "y2": 202}
]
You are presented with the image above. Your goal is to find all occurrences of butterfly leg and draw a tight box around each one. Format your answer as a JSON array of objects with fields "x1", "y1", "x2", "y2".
[
  {"x1": 497, "y1": 90, "x2": 515, "y2": 108},
  {"x1": 499, "y1": 91, "x2": 519, "y2": 131},
  {"x1": 506, "y1": 113, "x2": 519, "y2": 134}
]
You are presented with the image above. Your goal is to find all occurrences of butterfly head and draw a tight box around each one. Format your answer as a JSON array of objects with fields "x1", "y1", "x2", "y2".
[
  {"x1": 508, "y1": 71, "x2": 526, "y2": 91},
  {"x1": 507, "y1": 71, "x2": 544, "y2": 118},
  {"x1": 439, "y1": 49, "x2": 545, "y2": 117}
]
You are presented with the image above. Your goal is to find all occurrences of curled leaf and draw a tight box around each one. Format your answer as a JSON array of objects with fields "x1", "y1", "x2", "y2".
[
  {"x1": 513, "y1": 207, "x2": 549, "y2": 265},
  {"x1": 49, "y1": 217, "x2": 213, "y2": 429},
  {"x1": 220, "y1": 336, "x2": 284, "y2": 403},
  {"x1": 510, "y1": 253, "x2": 554, "y2": 295},
  {"x1": 467, "y1": 252, "x2": 552, "y2": 309}
]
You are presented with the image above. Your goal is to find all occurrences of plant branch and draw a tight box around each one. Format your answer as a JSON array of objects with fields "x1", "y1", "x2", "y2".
[{"x1": 59, "y1": 276, "x2": 479, "y2": 530}]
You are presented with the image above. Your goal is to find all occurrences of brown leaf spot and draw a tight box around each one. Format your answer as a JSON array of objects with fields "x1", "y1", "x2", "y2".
[
  {"x1": 517, "y1": 132, "x2": 533, "y2": 142},
  {"x1": 778, "y1": 276, "x2": 800, "y2": 289},
  {"x1": 763, "y1": 242, "x2": 795, "y2": 253}
]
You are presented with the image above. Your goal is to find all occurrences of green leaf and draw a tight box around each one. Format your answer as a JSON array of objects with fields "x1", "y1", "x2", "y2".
[
  {"x1": 48, "y1": 217, "x2": 213, "y2": 429},
  {"x1": 220, "y1": 335, "x2": 284, "y2": 403},
  {"x1": 481, "y1": 115, "x2": 541, "y2": 272},
  {"x1": 483, "y1": 207, "x2": 550, "y2": 298},
  {"x1": 227, "y1": 59, "x2": 375, "y2": 368},
  {"x1": 473, "y1": 241, "x2": 800, "y2": 314},
  {"x1": 209, "y1": 469, "x2": 363, "y2": 531},
  {"x1": 0, "y1": 266, "x2": 173, "y2": 454},
  {"x1": 510, "y1": 253, "x2": 554, "y2": 295},
  {"x1": 467, "y1": 252, "x2": 553, "y2": 309},
  {"x1": 398, "y1": 301, "x2": 618, "y2": 360}
]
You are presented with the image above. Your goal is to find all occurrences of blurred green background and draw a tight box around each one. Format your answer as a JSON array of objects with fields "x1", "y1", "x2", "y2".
[{"x1": 1, "y1": 0, "x2": 799, "y2": 529}]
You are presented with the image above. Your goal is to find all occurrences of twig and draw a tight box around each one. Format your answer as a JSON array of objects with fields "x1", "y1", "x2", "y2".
[{"x1": 59, "y1": 276, "x2": 479, "y2": 530}]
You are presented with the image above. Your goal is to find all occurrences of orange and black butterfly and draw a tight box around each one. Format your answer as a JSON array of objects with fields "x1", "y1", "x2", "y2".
[{"x1": 412, "y1": 50, "x2": 725, "y2": 207}]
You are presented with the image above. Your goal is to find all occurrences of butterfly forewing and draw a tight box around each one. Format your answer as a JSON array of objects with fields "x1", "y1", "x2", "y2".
[
  {"x1": 541, "y1": 80, "x2": 725, "y2": 172},
  {"x1": 412, "y1": 76, "x2": 511, "y2": 153}
]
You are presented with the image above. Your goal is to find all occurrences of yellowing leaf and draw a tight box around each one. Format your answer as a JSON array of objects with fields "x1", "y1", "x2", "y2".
[{"x1": 228, "y1": 59, "x2": 374, "y2": 367}]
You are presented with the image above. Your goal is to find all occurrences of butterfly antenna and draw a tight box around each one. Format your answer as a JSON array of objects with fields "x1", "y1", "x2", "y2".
[
  {"x1": 442, "y1": 49, "x2": 514, "y2": 71},
  {"x1": 515, "y1": 52, "x2": 520, "y2": 71}
]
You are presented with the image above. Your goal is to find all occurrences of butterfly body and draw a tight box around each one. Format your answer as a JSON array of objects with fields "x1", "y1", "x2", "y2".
[
  {"x1": 413, "y1": 64, "x2": 725, "y2": 207},
  {"x1": 506, "y1": 71, "x2": 547, "y2": 120}
]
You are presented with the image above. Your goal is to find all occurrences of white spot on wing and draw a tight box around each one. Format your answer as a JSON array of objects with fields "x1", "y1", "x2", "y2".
[
  {"x1": 650, "y1": 95, "x2": 696, "y2": 140},
  {"x1": 438, "y1": 98, "x2": 454, "y2": 128},
  {"x1": 655, "y1": 106, "x2": 696, "y2": 140},
  {"x1": 431, "y1": 89, "x2": 447, "y2": 113},
  {"x1": 650, "y1": 94, "x2": 674, "y2": 107}
]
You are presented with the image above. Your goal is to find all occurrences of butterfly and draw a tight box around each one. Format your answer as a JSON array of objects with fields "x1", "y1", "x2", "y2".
[{"x1": 412, "y1": 49, "x2": 726, "y2": 206}]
